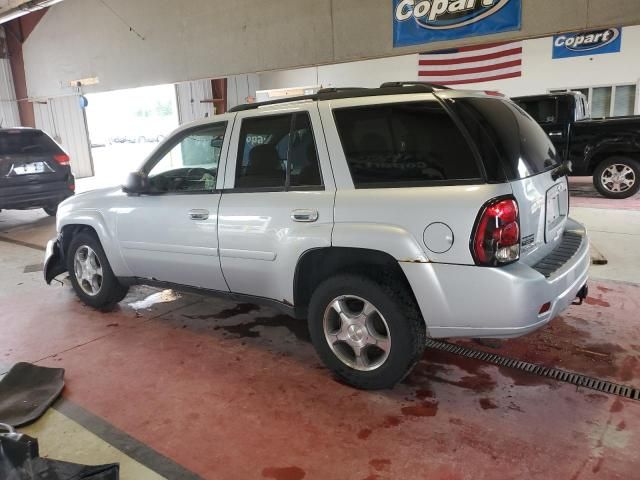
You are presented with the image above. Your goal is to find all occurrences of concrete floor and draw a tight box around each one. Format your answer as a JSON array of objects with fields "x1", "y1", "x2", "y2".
[{"x1": 0, "y1": 179, "x2": 638, "y2": 479}]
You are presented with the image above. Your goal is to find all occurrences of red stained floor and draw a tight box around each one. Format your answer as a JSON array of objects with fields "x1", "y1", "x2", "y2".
[{"x1": 2, "y1": 278, "x2": 639, "y2": 479}]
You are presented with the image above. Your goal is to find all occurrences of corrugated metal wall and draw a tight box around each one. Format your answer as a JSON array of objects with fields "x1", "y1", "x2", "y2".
[
  {"x1": 175, "y1": 74, "x2": 260, "y2": 123},
  {"x1": 227, "y1": 74, "x2": 259, "y2": 111},
  {"x1": 175, "y1": 79, "x2": 214, "y2": 124},
  {"x1": 34, "y1": 95, "x2": 94, "y2": 178},
  {"x1": 0, "y1": 58, "x2": 20, "y2": 128}
]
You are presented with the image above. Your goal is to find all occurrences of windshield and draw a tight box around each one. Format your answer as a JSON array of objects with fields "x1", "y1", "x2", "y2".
[{"x1": 448, "y1": 97, "x2": 560, "y2": 180}]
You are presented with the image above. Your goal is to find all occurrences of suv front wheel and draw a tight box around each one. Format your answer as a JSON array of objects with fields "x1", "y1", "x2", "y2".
[
  {"x1": 308, "y1": 274, "x2": 426, "y2": 390},
  {"x1": 67, "y1": 231, "x2": 129, "y2": 310}
]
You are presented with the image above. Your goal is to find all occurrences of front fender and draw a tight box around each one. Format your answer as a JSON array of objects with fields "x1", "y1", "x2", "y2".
[
  {"x1": 57, "y1": 208, "x2": 131, "y2": 277},
  {"x1": 331, "y1": 223, "x2": 430, "y2": 263}
]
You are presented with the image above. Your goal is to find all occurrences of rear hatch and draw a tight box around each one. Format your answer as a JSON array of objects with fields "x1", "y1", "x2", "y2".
[
  {"x1": 443, "y1": 95, "x2": 569, "y2": 265},
  {"x1": 0, "y1": 129, "x2": 70, "y2": 189}
]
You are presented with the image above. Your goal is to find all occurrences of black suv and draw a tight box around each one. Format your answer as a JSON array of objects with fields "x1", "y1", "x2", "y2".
[{"x1": 0, "y1": 128, "x2": 75, "y2": 216}]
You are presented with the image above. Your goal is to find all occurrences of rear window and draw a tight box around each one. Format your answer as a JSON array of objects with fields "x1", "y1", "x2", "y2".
[
  {"x1": 447, "y1": 98, "x2": 560, "y2": 180},
  {"x1": 0, "y1": 130, "x2": 62, "y2": 155},
  {"x1": 333, "y1": 101, "x2": 482, "y2": 188},
  {"x1": 517, "y1": 99, "x2": 558, "y2": 124}
]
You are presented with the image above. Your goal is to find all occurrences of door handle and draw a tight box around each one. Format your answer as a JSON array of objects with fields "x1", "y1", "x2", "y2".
[
  {"x1": 189, "y1": 209, "x2": 209, "y2": 221},
  {"x1": 291, "y1": 209, "x2": 319, "y2": 222},
  {"x1": 548, "y1": 131, "x2": 563, "y2": 137}
]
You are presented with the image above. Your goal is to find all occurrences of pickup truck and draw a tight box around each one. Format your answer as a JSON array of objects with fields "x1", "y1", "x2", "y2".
[{"x1": 513, "y1": 92, "x2": 640, "y2": 199}]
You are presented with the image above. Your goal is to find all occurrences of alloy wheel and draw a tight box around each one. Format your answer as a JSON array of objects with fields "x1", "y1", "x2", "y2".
[
  {"x1": 601, "y1": 164, "x2": 636, "y2": 194},
  {"x1": 74, "y1": 245, "x2": 103, "y2": 296},
  {"x1": 323, "y1": 295, "x2": 391, "y2": 371}
]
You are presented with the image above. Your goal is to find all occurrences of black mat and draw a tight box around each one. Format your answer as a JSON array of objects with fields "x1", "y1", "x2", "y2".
[{"x1": 0, "y1": 363, "x2": 65, "y2": 427}]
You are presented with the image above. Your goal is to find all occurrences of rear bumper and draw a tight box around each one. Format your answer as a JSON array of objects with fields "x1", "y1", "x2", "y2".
[
  {"x1": 402, "y1": 218, "x2": 590, "y2": 339},
  {"x1": 0, "y1": 181, "x2": 74, "y2": 210}
]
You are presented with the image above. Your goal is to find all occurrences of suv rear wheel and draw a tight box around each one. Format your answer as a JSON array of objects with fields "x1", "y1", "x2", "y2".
[
  {"x1": 67, "y1": 232, "x2": 129, "y2": 310},
  {"x1": 593, "y1": 156, "x2": 640, "y2": 199},
  {"x1": 308, "y1": 274, "x2": 426, "y2": 390}
]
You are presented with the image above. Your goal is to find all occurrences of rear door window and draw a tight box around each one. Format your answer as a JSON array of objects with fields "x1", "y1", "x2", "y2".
[
  {"x1": 333, "y1": 102, "x2": 481, "y2": 188},
  {"x1": 0, "y1": 130, "x2": 62, "y2": 155},
  {"x1": 235, "y1": 112, "x2": 323, "y2": 190}
]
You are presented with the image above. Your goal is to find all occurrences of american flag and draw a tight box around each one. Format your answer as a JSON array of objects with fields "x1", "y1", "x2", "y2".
[{"x1": 418, "y1": 41, "x2": 522, "y2": 86}]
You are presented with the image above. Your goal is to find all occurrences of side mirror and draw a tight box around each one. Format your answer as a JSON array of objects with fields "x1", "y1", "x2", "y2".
[{"x1": 123, "y1": 172, "x2": 149, "y2": 194}]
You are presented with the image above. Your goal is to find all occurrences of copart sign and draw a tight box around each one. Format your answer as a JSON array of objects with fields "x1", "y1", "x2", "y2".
[
  {"x1": 553, "y1": 27, "x2": 622, "y2": 59},
  {"x1": 393, "y1": 0, "x2": 522, "y2": 48}
]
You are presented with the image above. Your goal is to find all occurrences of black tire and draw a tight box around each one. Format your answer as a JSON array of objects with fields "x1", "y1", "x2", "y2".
[
  {"x1": 308, "y1": 274, "x2": 426, "y2": 390},
  {"x1": 66, "y1": 231, "x2": 129, "y2": 311},
  {"x1": 43, "y1": 204, "x2": 58, "y2": 216},
  {"x1": 593, "y1": 156, "x2": 640, "y2": 199}
]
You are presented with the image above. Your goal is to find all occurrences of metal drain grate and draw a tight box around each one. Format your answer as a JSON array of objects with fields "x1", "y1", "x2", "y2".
[{"x1": 425, "y1": 339, "x2": 640, "y2": 401}]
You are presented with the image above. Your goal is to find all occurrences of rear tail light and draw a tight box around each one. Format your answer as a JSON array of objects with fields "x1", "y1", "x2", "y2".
[
  {"x1": 471, "y1": 197, "x2": 520, "y2": 266},
  {"x1": 53, "y1": 154, "x2": 70, "y2": 166}
]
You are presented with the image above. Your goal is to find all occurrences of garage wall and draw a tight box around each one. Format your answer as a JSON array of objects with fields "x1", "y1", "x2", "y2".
[
  {"x1": 21, "y1": 0, "x2": 640, "y2": 100},
  {"x1": 0, "y1": 26, "x2": 20, "y2": 127},
  {"x1": 0, "y1": 58, "x2": 20, "y2": 127},
  {"x1": 259, "y1": 25, "x2": 640, "y2": 114},
  {"x1": 175, "y1": 79, "x2": 215, "y2": 125},
  {"x1": 227, "y1": 74, "x2": 260, "y2": 111},
  {"x1": 34, "y1": 95, "x2": 94, "y2": 178}
]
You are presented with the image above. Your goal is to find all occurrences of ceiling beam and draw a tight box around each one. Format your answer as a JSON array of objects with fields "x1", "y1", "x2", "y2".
[{"x1": 0, "y1": 0, "x2": 62, "y2": 25}]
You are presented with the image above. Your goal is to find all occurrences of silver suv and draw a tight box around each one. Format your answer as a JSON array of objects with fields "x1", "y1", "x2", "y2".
[{"x1": 44, "y1": 83, "x2": 590, "y2": 389}]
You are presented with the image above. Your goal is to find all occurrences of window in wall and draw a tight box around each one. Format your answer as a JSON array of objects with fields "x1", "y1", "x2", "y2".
[
  {"x1": 591, "y1": 87, "x2": 612, "y2": 118},
  {"x1": 614, "y1": 85, "x2": 636, "y2": 117},
  {"x1": 550, "y1": 85, "x2": 637, "y2": 118}
]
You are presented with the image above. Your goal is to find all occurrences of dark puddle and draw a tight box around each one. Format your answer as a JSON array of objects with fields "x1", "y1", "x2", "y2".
[
  {"x1": 185, "y1": 303, "x2": 260, "y2": 320},
  {"x1": 213, "y1": 314, "x2": 310, "y2": 342}
]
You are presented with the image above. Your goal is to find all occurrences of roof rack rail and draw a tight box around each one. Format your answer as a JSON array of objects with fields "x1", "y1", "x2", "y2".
[
  {"x1": 380, "y1": 81, "x2": 450, "y2": 90},
  {"x1": 228, "y1": 83, "x2": 449, "y2": 113}
]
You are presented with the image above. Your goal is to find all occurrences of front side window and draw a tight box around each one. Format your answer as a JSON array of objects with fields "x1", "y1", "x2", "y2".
[
  {"x1": 146, "y1": 122, "x2": 226, "y2": 193},
  {"x1": 333, "y1": 102, "x2": 481, "y2": 188},
  {"x1": 235, "y1": 112, "x2": 322, "y2": 189}
]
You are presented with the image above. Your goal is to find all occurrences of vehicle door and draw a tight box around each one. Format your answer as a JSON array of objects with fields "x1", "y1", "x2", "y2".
[
  {"x1": 116, "y1": 121, "x2": 231, "y2": 291},
  {"x1": 217, "y1": 104, "x2": 335, "y2": 304}
]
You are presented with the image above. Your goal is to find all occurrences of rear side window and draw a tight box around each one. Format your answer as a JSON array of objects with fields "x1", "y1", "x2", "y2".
[
  {"x1": 333, "y1": 102, "x2": 481, "y2": 188},
  {"x1": 448, "y1": 98, "x2": 560, "y2": 180},
  {"x1": 0, "y1": 130, "x2": 62, "y2": 155}
]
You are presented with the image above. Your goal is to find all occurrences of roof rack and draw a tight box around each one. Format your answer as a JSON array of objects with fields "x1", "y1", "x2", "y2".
[{"x1": 228, "y1": 82, "x2": 449, "y2": 113}]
